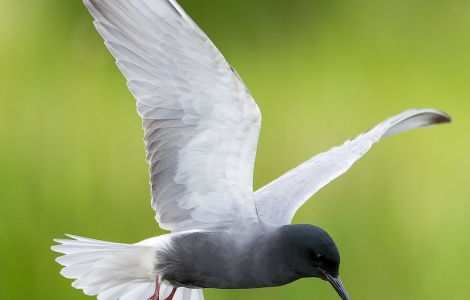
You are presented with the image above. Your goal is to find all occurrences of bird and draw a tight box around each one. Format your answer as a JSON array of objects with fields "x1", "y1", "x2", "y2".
[{"x1": 52, "y1": 0, "x2": 451, "y2": 300}]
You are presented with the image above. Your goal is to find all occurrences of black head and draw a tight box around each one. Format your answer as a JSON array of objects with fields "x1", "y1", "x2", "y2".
[{"x1": 279, "y1": 224, "x2": 350, "y2": 300}]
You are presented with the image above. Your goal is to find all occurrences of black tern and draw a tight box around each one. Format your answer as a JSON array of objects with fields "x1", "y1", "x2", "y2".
[{"x1": 52, "y1": 1, "x2": 451, "y2": 299}]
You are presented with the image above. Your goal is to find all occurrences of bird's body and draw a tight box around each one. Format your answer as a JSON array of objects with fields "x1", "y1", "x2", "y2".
[
  {"x1": 158, "y1": 226, "x2": 283, "y2": 289},
  {"x1": 52, "y1": 0, "x2": 451, "y2": 299},
  {"x1": 157, "y1": 224, "x2": 337, "y2": 289},
  {"x1": 55, "y1": 223, "x2": 341, "y2": 299}
]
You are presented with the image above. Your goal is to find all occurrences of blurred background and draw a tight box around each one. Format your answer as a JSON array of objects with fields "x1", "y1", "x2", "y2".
[{"x1": 0, "y1": 0, "x2": 468, "y2": 299}]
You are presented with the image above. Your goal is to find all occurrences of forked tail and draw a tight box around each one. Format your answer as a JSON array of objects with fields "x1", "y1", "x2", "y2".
[{"x1": 52, "y1": 234, "x2": 204, "y2": 300}]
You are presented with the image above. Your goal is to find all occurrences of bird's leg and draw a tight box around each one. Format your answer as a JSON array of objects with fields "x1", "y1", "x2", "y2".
[
  {"x1": 164, "y1": 288, "x2": 177, "y2": 300},
  {"x1": 149, "y1": 276, "x2": 161, "y2": 300}
]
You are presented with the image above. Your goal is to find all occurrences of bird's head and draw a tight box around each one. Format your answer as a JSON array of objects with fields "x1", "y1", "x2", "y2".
[{"x1": 279, "y1": 224, "x2": 350, "y2": 300}]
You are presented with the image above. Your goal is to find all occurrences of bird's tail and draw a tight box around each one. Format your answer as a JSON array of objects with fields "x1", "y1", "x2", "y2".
[{"x1": 52, "y1": 234, "x2": 204, "y2": 300}]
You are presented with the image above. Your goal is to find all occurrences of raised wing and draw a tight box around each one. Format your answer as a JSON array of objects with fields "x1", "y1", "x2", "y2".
[
  {"x1": 84, "y1": 0, "x2": 262, "y2": 231},
  {"x1": 255, "y1": 109, "x2": 451, "y2": 225}
]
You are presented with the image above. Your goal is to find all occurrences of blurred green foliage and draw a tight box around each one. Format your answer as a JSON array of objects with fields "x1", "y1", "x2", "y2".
[{"x1": 0, "y1": 0, "x2": 468, "y2": 299}]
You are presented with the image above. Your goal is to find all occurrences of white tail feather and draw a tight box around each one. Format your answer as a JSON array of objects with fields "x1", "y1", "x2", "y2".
[{"x1": 52, "y1": 234, "x2": 204, "y2": 300}]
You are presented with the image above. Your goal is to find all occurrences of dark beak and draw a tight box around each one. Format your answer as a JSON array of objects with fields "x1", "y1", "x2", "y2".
[{"x1": 319, "y1": 269, "x2": 351, "y2": 300}]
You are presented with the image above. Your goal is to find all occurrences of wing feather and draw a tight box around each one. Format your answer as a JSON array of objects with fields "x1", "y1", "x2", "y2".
[
  {"x1": 255, "y1": 109, "x2": 450, "y2": 225},
  {"x1": 84, "y1": 0, "x2": 261, "y2": 231}
]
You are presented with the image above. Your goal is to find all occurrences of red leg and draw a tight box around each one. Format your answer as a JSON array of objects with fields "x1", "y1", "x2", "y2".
[
  {"x1": 149, "y1": 276, "x2": 160, "y2": 300},
  {"x1": 165, "y1": 288, "x2": 177, "y2": 300}
]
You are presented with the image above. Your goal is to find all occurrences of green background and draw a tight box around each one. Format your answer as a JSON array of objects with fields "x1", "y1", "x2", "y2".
[{"x1": 0, "y1": 0, "x2": 468, "y2": 299}]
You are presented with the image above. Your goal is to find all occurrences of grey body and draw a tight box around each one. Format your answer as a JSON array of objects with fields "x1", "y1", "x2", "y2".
[{"x1": 158, "y1": 224, "x2": 339, "y2": 289}]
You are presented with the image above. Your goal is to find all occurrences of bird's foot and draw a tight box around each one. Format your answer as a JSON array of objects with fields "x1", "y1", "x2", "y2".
[
  {"x1": 165, "y1": 288, "x2": 177, "y2": 300},
  {"x1": 149, "y1": 276, "x2": 161, "y2": 300}
]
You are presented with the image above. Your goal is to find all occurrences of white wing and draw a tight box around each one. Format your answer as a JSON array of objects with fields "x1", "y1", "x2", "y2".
[
  {"x1": 84, "y1": 0, "x2": 261, "y2": 231},
  {"x1": 255, "y1": 109, "x2": 451, "y2": 225}
]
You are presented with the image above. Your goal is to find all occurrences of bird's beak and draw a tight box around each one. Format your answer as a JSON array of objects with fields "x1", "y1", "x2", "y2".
[{"x1": 319, "y1": 269, "x2": 351, "y2": 300}]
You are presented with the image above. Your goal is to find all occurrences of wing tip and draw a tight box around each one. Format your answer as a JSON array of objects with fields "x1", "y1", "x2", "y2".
[
  {"x1": 432, "y1": 110, "x2": 452, "y2": 124},
  {"x1": 381, "y1": 108, "x2": 452, "y2": 139},
  {"x1": 417, "y1": 108, "x2": 452, "y2": 124}
]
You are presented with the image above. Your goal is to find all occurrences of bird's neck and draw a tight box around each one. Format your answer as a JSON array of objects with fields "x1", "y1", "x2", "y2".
[{"x1": 241, "y1": 225, "x2": 305, "y2": 287}]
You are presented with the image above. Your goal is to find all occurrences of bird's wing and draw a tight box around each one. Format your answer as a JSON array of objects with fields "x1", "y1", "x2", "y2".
[
  {"x1": 84, "y1": 0, "x2": 262, "y2": 232},
  {"x1": 254, "y1": 109, "x2": 450, "y2": 225}
]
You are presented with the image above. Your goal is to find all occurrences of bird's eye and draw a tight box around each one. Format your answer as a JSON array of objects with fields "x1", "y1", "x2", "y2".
[
  {"x1": 309, "y1": 250, "x2": 328, "y2": 264},
  {"x1": 315, "y1": 253, "x2": 327, "y2": 263}
]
